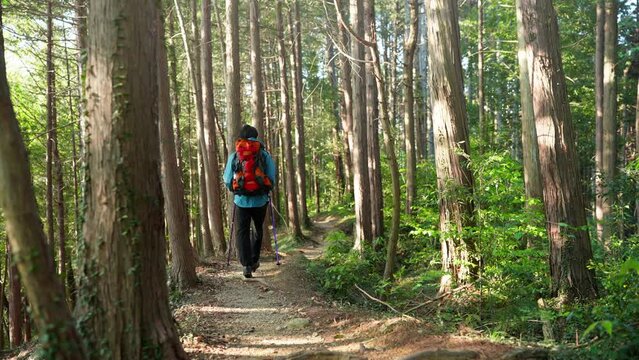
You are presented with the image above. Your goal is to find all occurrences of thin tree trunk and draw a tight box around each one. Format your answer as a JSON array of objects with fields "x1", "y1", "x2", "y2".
[
  {"x1": 478, "y1": 0, "x2": 487, "y2": 150},
  {"x1": 75, "y1": 0, "x2": 86, "y2": 161},
  {"x1": 326, "y1": 40, "x2": 346, "y2": 199},
  {"x1": 0, "y1": 6, "x2": 85, "y2": 354},
  {"x1": 290, "y1": 1, "x2": 310, "y2": 227},
  {"x1": 249, "y1": 0, "x2": 273, "y2": 250},
  {"x1": 7, "y1": 243, "x2": 21, "y2": 349},
  {"x1": 404, "y1": 0, "x2": 418, "y2": 214},
  {"x1": 202, "y1": 0, "x2": 226, "y2": 255},
  {"x1": 427, "y1": 0, "x2": 477, "y2": 290},
  {"x1": 198, "y1": 150, "x2": 213, "y2": 256},
  {"x1": 158, "y1": 12, "x2": 199, "y2": 289},
  {"x1": 77, "y1": 0, "x2": 188, "y2": 356},
  {"x1": 48, "y1": 0, "x2": 66, "y2": 293},
  {"x1": 168, "y1": 11, "x2": 184, "y2": 173},
  {"x1": 362, "y1": 0, "x2": 401, "y2": 280},
  {"x1": 174, "y1": 0, "x2": 215, "y2": 256},
  {"x1": 521, "y1": 0, "x2": 597, "y2": 302},
  {"x1": 339, "y1": 2, "x2": 354, "y2": 196},
  {"x1": 600, "y1": 0, "x2": 618, "y2": 250},
  {"x1": 276, "y1": 0, "x2": 304, "y2": 239},
  {"x1": 365, "y1": 0, "x2": 383, "y2": 238},
  {"x1": 46, "y1": 0, "x2": 56, "y2": 271},
  {"x1": 225, "y1": 0, "x2": 242, "y2": 152},
  {"x1": 595, "y1": 0, "x2": 605, "y2": 245},
  {"x1": 349, "y1": 0, "x2": 373, "y2": 251}
]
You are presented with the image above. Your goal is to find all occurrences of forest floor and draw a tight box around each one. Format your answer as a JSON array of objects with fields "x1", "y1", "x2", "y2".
[{"x1": 174, "y1": 215, "x2": 524, "y2": 360}]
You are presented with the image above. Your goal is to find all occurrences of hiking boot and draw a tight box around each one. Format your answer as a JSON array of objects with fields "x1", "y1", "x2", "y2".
[
  {"x1": 251, "y1": 261, "x2": 260, "y2": 272},
  {"x1": 243, "y1": 266, "x2": 252, "y2": 278}
]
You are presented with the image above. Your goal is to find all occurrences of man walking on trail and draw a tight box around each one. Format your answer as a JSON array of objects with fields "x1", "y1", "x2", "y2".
[{"x1": 224, "y1": 124, "x2": 277, "y2": 278}]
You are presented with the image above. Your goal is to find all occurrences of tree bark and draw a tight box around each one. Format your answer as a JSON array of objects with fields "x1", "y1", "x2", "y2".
[
  {"x1": 0, "y1": 5, "x2": 85, "y2": 356},
  {"x1": 276, "y1": 0, "x2": 304, "y2": 239},
  {"x1": 478, "y1": 0, "x2": 487, "y2": 150},
  {"x1": 521, "y1": 0, "x2": 597, "y2": 302},
  {"x1": 291, "y1": 1, "x2": 310, "y2": 227},
  {"x1": 7, "y1": 243, "x2": 21, "y2": 348},
  {"x1": 516, "y1": 0, "x2": 544, "y2": 248},
  {"x1": 167, "y1": 11, "x2": 184, "y2": 174},
  {"x1": 202, "y1": 0, "x2": 227, "y2": 255},
  {"x1": 249, "y1": 0, "x2": 273, "y2": 250},
  {"x1": 350, "y1": 0, "x2": 373, "y2": 252},
  {"x1": 326, "y1": 40, "x2": 346, "y2": 199},
  {"x1": 173, "y1": 0, "x2": 215, "y2": 255},
  {"x1": 77, "y1": 0, "x2": 187, "y2": 356},
  {"x1": 427, "y1": 0, "x2": 478, "y2": 290},
  {"x1": 404, "y1": 0, "x2": 418, "y2": 214},
  {"x1": 599, "y1": 0, "x2": 618, "y2": 249},
  {"x1": 595, "y1": 0, "x2": 605, "y2": 245},
  {"x1": 360, "y1": 0, "x2": 401, "y2": 280},
  {"x1": 46, "y1": 0, "x2": 56, "y2": 271},
  {"x1": 158, "y1": 11, "x2": 199, "y2": 289},
  {"x1": 46, "y1": 0, "x2": 68, "y2": 293},
  {"x1": 225, "y1": 0, "x2": 242, "y2": 151},
  {"x1": 365, "y1": 0, "x2": 383, "y2": 239},
  {"x1": 339, "y1": 10, "x2": 355, "y2": 196}
]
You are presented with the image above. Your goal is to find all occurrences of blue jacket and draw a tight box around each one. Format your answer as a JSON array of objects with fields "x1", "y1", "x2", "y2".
[{"x1": 223, "y1": 137, "x2": 277, "y2": 208}]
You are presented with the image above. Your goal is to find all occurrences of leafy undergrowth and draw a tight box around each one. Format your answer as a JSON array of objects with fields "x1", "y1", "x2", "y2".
[{"x1": 307, "y1": 151, "x2": 639, "y2": 359}]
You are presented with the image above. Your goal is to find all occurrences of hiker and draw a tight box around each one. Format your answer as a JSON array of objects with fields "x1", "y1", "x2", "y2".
[{"x1": 223, "y1": 124, "x2": 277, "y2": 278}]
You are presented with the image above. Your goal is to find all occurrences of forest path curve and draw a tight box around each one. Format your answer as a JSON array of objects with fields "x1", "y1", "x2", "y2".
[{"x1": 175, "y1": 216, "x2": 514, "y2": 359}]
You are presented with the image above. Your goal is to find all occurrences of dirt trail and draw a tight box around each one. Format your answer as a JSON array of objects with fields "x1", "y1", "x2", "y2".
[{"x1": 175, "y1": 216, "x2": 514, "y2": 359}]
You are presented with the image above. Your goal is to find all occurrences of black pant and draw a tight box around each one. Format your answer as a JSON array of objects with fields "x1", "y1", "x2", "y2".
[{"x1": 235, "y1": 204, "x2": 268, "y2": 267}]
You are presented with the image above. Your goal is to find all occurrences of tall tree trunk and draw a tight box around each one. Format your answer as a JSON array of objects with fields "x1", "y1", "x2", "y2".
[
  {"x1": 0, "y1": 5, "x2": 85, "y2": 355},
  {"x1": 404, "y1": 0, "x2": 418, "y2": 214},
  {"x1": 339, "y1": 19, "x2": 355, "y2": 196},
  {"x1": 427, "y1": 0, "x2": 477, "y2": 290},
  {"x1": 516, "y1": 0, "x2": 544, "y2": 248},
  {"x1": 62, "y1": 28, "x2": 79, "y2": 304},
  {"x1": 198, "y1": 151, "x2": 213, "y2": 256},
  {"x1": 75, "y1": 0, "x2": 87, "y2": 160},
  {"x1": 249, "y1": 0, "x2": 273, "y2": 250},
  {"x1": 225, "y1": 0, "x2": 242, "y2": 151},
  {"x1": 7, "y1": 243, "x2": 21, "y2": 349},
  {"x1": 168, "y1": 11, "x2": 184, "y2": 174},
  {"x1": 276, "y1": 0, "x2": 304, "y2": 239},
  {"x1": 225, "y1": 0, "x2": 242, "y2": 228},
  {"x1": 46, "y1": 0, "x2": 67, "y2": 293},
  {"x1": 521, "y1": 0, "x2": 597, "y2": 302},
  {"x1": 359, "y1": 0, "x2": 402, "y2": 280},
  {"x1": 416, "y1": 1, "x2": 429, "y2": 160},
  {"x1": 46, "y1": 0, "x2": 56, "y2": 271},
  {"x1": 327, "y1": 40, "x2": 346, "y2": 199},
  {"x1": 77, "y1": 0, "x2": 187, "y2": 356},
  {"x1": 173, "y1": 0, "x2": 214, "y2": 255},
  {"x1": 599, "y1": 0, "x2": 618, "y2": 249},
  {"x1": 364, "y1": 0, "x2": 383, "y2": 238},
  {"x1": 202, "y1": 0, "x2": 226, "y2": 255},
  {"x1": 350, "y1": 0, "x2": 373, "y2": 251},
  {"x1": 595, "y1": 0, "x2": 605, "y2": 245},
  {"x1": 250, "y1": 0, "x2": 266, "y2": 138},
  {"x1": 477, "y1": 0, "x2": 487, "y2": 150},
  {"x1": 158, "y1": 11, "x2": 198, "y2": 289},
  {"x1": 291, "y1": 1, "x2": 310, "y2": 227}
]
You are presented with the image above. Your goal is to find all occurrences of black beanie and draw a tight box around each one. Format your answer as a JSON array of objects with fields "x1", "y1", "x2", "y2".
[{"x1": 239, "y1": 124, "x2": 259, "y2": 139}]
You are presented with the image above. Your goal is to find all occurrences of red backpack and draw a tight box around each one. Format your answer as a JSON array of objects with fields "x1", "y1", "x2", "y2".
[{"x1": 231, "y1": 139, "x2": 272, "y2": 195}]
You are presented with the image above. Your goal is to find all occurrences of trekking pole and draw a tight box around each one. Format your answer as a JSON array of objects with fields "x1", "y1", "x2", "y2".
[
  {"x1": 226, "y1": 204, "x2": 236, "y2": 266},
  {"x1": 269, "y1": 195, "x2": 281, "y2": 265}
]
